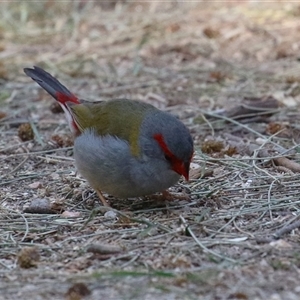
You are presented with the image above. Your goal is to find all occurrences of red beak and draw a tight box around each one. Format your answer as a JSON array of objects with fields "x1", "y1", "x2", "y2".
[{"x1": 173, "y1": 160, "x2": 190, "y2": 181}]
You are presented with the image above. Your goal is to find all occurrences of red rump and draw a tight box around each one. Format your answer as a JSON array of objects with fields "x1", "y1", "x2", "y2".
[
  {"x1": 56, "y1": 92, "x2": 81, "y2": 134},
  {"x1": 153, "y1": 133, "x2": 189, "y2": 180},
  {"x1": 56, "y1": 92, "x2": 80, "y2": 106}
]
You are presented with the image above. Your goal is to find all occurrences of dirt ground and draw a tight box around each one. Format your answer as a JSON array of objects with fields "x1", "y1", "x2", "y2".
[{"x1": 1, "y1": 1, "x2": 300, "y2": 299}]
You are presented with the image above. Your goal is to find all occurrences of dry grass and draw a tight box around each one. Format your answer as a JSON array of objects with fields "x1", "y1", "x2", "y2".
[{"x1": 1, "y1": 1, "x2": 300, "y2": 299}]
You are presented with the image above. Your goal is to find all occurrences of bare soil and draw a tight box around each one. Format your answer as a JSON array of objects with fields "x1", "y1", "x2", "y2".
[{"x1": 1, "y1": 2, "x2": 300, "y2": 299}]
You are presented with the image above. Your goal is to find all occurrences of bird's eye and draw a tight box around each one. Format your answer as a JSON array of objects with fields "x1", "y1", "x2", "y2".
[{"x1": 164, "y1": 154, "x2": 172, "y2": 162}]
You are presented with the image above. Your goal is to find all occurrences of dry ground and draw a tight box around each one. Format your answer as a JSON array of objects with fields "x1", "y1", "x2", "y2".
[{"x1": 1, "y1": 1, "x2": 300, "y2": 299}]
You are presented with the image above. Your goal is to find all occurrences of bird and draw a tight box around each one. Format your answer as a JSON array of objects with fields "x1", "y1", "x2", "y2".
[{"x1": 24, "y1": 66, "x2": 194, "y2": 206}]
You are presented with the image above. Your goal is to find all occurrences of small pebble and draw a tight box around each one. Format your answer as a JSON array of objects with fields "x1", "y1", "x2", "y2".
[
  {"x1": 23, "y1": 198, "x2": 54, "y2": 214},
  {"x1": 61, "y1": 211, "x2": 81, "y2": 218},
  {"x1": 28, "y1": 181, "x2": 42, "y2": 189},
  {"x1": 104, "y1": 210, "x2": 118, "y2": 220}
]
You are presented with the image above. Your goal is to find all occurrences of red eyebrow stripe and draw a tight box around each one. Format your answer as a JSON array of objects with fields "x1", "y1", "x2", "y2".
[
  {"x1": 153, "y1": 133, "x2": 175, "y2": 159},
  {"x1": 153, "y1": 133, "x2": 189, "y2": 180}
]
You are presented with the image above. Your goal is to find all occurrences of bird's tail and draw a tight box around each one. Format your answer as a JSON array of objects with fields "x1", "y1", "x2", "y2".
[
  {"x1": 24, "y1": 66, "x2": 80, "y2": 105},
  {"x1": 24, "y1": 66, "x2": 81, "y2": 134}
]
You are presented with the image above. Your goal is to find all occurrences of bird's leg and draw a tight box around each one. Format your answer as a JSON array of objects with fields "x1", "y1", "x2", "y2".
[{"x1": 95, "y1": 189, "x2": 110, "y2": 207}]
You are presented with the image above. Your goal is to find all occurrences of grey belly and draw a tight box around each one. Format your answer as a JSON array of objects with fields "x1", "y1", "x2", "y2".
[{"x1": 73, "y1": 131, "x2": 180, "y2": 198}]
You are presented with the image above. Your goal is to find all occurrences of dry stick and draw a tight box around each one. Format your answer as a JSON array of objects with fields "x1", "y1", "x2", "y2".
[
  {"x1": 80, "y1": 206, "x2": 172, "y2": 233},
  {"x1": 0, "y1": 172, "x2": 57, "y2": 186},
  {"x1": 179, "y1": 215, "x2": 237, "y2": 263},
  {"x1": 133, "y1": 200, "x2": 198, "y2": 214},
  {"x1": 69, "y1": 190, "x2": 95, "y2": 210},
  {"x1": 0, "y1": 141, "x2": 32, "y2": 153},
  {"x1": 2, "y1": 144, "x2": 30, "y2": 179},
  {"x1": 120, "y1": 253, "x2": 141, "y2": 269},
  {"x1": 58, "y1": 228, "x2": 140, "y2": 246},
  {"x1": 204, "y1": 111, "x2": 290, "y2": 151},
  {"x1": 231, "y1": 126, "x2": 300, "y2": 220},
  {"x1": 273, "y1": 219, "x2": 300, "y2": 240},
  {"x1": 191, "y1": 170, "x2": 233, "y2": 189},
  {"x1": 256, "y1": 217, "x2": 300, "y2": 244},
  {"x1": 19, "y1": 213, "x2": 29, "y2": 242},
  {"x1": 209, "y1": 205, "x2": 245, "y2": 238},
  {"x1": 233, "y1": 219, "x2": 255, "y2": 238},
  {"x1": 0, "y1": 260, "x2": 10, "y2": 269},
  {"x1": 249, "y1": 136, "x2": 300, "y2": 221},
  {"x1": 249, "y1": 129, "x2": 291, "y2": 180},
  {"x1": 36, "y1": 155, "x2": 74, "y2": 163},
  {"x1": 267, "y1": 180, "x2": 277, "y2": 222},
  {"x1": 29, "y1": 119, "x2": 45, "y2": 147},
  {"x1": 3, "y1": 156, "x2": 29, "y2": 178},
  {"x1": 200, "y1": 112, "x2": 215, "y2": 136},
  {"x1": 200, "y1": 149, "x2": 299, "y2": 163},
  {"x1": 252, "y1": 126, "x2": 299, "y2": 171},
  {"x1": 5, "y1": 147, "x2": 74, "y2": 157}
]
